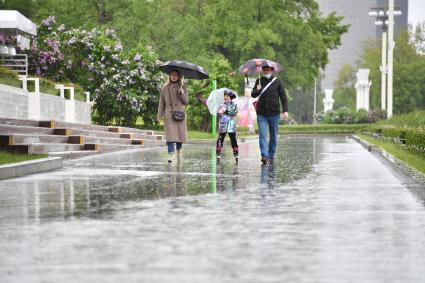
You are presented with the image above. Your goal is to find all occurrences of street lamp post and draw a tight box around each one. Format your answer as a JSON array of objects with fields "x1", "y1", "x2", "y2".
[
  {"x1": 313, "y1": 78, "x2": 317, "y2": 124},
  {"x1": 387, "y1": 0, "x2": 394, "y2": 119},
  {"x1": 369, "y1": 3, "x2": 401, "y2": 118}
]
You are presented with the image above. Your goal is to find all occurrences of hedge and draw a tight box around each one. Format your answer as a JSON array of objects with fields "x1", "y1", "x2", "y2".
[{"x1": 365, "y1": 125, "x2": 425, "y2": 152}]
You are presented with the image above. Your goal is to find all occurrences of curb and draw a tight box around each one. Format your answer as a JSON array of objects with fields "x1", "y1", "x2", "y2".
[
  {"x1": 0, "y1": 157, "x2": 63, "y2": 181},
  {"x1": 351, "y1": 135, "x2": 425, "y2": 186}
]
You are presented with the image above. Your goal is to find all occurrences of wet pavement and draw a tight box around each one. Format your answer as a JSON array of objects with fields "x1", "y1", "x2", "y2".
[{"x1": 0, "y1": 135, "x2": 425, "y2": 283}]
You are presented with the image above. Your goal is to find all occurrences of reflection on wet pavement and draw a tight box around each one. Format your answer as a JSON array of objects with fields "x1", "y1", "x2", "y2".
[{"x1": 0, "y1": 136, "x2": 424, "y2": 283}]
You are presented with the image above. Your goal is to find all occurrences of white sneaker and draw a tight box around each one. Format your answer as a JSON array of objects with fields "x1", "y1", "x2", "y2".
[{"x1": 168, "y1": 152, "x2": 175, "y2": 163}]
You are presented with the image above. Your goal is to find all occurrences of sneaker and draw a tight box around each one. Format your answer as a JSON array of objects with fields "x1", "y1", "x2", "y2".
[
  {"x1": 216, "y1": 154, "x2": 221, "y2": 163},
  {"x1": 176, "y1": 149, "x2": 183, "y2": 161},
  {"x1": 261, "y1": 157, "x2": 268, "y2": 165},
  {"x1": 168, "y1": 152, "x2": 175, "y2": 163},
  {"x1": 235, "y1": 156, "x2": 238, "y2": 164}
]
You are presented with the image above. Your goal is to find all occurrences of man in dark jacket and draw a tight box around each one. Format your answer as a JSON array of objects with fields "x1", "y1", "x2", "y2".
[{"x1": 251, "y1": 61, "x2": 288, "y2": 165}]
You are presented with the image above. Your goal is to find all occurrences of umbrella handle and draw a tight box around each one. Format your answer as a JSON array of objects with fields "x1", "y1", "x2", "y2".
[
  {"x1": 258, "y1": 73, "x2": 261, "y2": 88},
  {"x1": 180, "y1": 76, "x2": 185, "y2": 92}
]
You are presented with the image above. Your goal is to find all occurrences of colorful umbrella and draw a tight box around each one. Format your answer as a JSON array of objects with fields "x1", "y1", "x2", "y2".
[{"x1": 238, "y1": 59, "x2": 283, "y2": 76}]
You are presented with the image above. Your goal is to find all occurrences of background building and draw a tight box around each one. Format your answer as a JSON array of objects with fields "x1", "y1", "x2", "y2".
[{"x1": 317, "y1": 0, "x2": 408, "y2": 90}]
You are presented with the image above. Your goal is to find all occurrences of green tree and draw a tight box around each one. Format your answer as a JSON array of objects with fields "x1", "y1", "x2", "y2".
[
  {"x1": 361, "y1": 25, "x2": 425, "y2": 113},
  {"x1": 332, "y1": 64, "x2": 356, "y2": 110},
  {"x1": 186, "y1": 53, "x2": 239, "y2": 131}
]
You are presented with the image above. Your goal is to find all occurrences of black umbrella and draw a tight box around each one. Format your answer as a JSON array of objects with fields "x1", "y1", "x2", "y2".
[{"x1": 159, "y1": 60, "x2": 209, "y2": 80}]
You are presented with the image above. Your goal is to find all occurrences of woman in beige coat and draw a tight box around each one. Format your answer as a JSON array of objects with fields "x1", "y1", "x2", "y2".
[{"x1": 157, "y1": 70, "x2": 189, "y2": 162}]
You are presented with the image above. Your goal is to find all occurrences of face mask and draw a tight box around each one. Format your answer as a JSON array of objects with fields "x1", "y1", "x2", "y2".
[{"x1": 263, "y1": 73, "x2": 272, "y2": 79}]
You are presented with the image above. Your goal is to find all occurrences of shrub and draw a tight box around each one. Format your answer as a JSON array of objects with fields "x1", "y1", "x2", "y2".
[
  {"x1": 26, "y1": 16, "x2": 162, "y2": 126},
  {"x1": 321, "y1": 108, "x2": 385, "y2": 124}
]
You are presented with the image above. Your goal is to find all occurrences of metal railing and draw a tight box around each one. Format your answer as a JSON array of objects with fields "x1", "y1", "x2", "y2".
[
  {"x1": 0, "y1": 53, "x2": 28, "y2": 76},
  {"x1": 363, "y1": 131, "x2": 425, "y2": 154}
]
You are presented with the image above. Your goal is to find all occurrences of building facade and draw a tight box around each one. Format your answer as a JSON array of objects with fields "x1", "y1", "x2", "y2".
[{"x1": 317, "y1": 0, "x2": 408, "y2": 89}]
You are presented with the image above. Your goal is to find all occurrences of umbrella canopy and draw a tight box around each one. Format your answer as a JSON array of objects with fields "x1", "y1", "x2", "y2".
[
  {"x1": 238, "y1": 59, "x2": 283, "y2": 76},
  {"x1": 159, "y1": 60, "x2": 209, "y2": 80},
  {"x1": 206, "y1": 88, "x2": 238, "y2": 115}
]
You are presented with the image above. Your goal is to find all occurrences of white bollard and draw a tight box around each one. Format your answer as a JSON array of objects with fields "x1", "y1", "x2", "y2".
[
  {"x1": 323, "y1": 89, "x2": 334, "y2": 112},
  {"x1": 355, "y1": 69, "x2": 372, "y2": 111},
  {"x1": 18, "y1": 75, "x2": 28, "y2": 91},
  {"x1": 63, "y1": 86, "x2": 75, "y2": 101},
  {"x1": 55, "y1": 84, "x2": 65, "y2": 98},
  {"x1": 33, "y1": 78, "x2": 40, "y2": 93}
]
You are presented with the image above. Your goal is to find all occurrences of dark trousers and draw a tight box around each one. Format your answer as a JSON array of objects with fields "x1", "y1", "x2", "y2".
[{"x1": 216, "y1": 133, "x2": 238, "y2": 155}]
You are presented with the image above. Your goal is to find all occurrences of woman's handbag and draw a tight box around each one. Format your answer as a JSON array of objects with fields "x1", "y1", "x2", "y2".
[
  {"x1": 170, "y1": 87, "x2": 186, "y2": 122},
  {"x1": 171, "y1": 110, "x2": 185, "y2": 122}
]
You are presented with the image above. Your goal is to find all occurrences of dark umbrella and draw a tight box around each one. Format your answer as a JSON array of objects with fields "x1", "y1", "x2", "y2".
[
  {"x1": 159, "y1": 60, "x2": 209, "y2": 80},
  {"x1": 238, "y1": 59, "x2": 283, "y2": 77}
]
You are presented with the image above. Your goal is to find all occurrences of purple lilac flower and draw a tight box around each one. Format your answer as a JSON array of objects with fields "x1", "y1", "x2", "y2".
[
  {"x1": 114, "y1": 42, "x2": 123, "y2": 51},
  {"x1": 112, "y1": 54, "x2": 119, "y2": 61},
  {"x1": 0, "y1": 33, "x2": 6, "y2": 44},
  {"x1": 41, "y1": 16, "x2": 56, "y2": 27},
  {"x1": 122, "y1": 60, "x2": 130, "y2": 65},
  {"x1": 133, "y1": 54, "x2": 141, "y2": 61},
  {"x1": 68, "y1": 37, "x2": 77, "y2": 45},
  {"x1": 57, "y1": 24, "x2": 65, "y2": 32}
]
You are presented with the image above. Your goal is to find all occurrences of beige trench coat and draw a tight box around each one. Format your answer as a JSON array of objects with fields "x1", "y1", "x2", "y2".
[{"x1": 157, "y1": 83, "x2": 189, "y2": 143}]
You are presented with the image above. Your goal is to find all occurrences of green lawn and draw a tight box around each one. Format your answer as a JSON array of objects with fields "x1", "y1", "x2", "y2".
[
  {"x1": 0, "y1": 151, "x2": 48, "y2": 166},
  {"x1": 375, "y1": 110, "x2": 425, "y2": 129},
  {"x1": 0, "y1": 68, "x2": 86, "y2": 102},
  {"x1": 280, "y1": 124, "x2": 369, "y2": 134},
  {"x1": 358, "y1": 134, "x2": 425, "y2": 175}
]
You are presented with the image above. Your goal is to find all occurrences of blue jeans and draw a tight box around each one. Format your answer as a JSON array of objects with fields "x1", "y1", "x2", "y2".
[
  {"x1": 257, "y1": 114, "x2": 280, "y2": 159},
  {"x1": 167, "y1": 142, "x2": 182, "y2": 153}
]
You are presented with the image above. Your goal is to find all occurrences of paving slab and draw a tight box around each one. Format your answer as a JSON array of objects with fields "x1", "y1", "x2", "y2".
[{"x1": 0, "y1": 136, "x2": 424, "y2": 283}]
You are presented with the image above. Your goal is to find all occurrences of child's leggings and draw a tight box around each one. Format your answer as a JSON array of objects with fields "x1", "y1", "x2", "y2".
[{"x1": 216, "y1": 133, "x2": 238, "y2": 155}]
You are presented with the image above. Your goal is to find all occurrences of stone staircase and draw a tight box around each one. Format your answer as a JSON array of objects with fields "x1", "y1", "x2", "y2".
[{"x1": 0, "y1": 118, "x2": 165, "y2": 159}]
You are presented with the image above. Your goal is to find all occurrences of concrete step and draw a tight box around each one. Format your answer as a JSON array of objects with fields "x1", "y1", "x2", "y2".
[
  {"x1": 119, "y1": 132, "x2": 163, "y2": 141},
  {"x1": 39, "y1": 120, "x2": 164, "y2": 136},
  {"x1": 1, "y1": 134, "x2": 69, "y2": 145},
  {"x1": 109, "y1": 126, "x2": 162, "y2": 136},
  {"x1": 39, "y1": 120, "x2": 110, "y2": 132},
  {"x1": 0, "y1": 117, "x2": 41, "y2": 127},
  {"x1": 95, "y1": 144, "x2": 144, "y2": 152},
  {"x1": 0, "y1": 143, "x2": 85, "y2": 154},
  {"x1": 0, "y1": 124, "x2": 54, "y2": 135},
  {"x1": 70, "y1": 128, "x2": 163, "y2": 142},
  {"x1": 83, "y1": 136, "x2": 142, "y2": 145},
  {"x1": 27, "y1": 143, "x2": 86, "y2": 154},
  {"x1": 70, "y1": 128, "x2": 126, "y2": 139}
]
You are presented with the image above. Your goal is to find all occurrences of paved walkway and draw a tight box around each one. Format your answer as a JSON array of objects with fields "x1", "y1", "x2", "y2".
[{"x1": 0, "y1": 136, "x2": 424, "y2": 283}]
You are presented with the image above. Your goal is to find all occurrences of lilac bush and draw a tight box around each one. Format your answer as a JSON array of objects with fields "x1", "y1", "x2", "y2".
[{"x1": 27, "y1": 16, "x2": 162, "y2": 126}]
